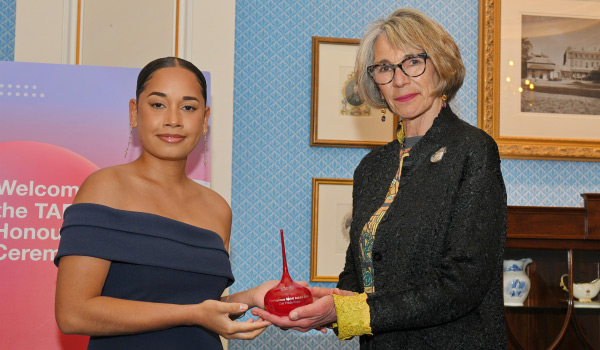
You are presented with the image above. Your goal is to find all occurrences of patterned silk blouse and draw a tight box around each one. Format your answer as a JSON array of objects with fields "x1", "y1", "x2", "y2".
[{"x1": 359, "y1": 122, "x2": 421, "y2": 293}]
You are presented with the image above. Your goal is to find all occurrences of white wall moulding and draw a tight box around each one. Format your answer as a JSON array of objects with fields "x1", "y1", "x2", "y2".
[
  {"x1": 177, "y1": 0, "x2": 193, "y2": 61},
  {"x1": 61, "y1": 0, "x2": 78, "y2": 64},
  {"x1": 79, "y1": 0, "x2": 175, "y2": 68},
  {"x1": 191, "y1": 1, "x2": 235, "y2": 204},
  {"x1": 15, "y1": 0, "x2": 66, "y2": 63}
]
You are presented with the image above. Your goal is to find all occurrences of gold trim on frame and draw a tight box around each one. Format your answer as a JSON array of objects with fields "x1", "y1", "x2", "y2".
[{"x1": 477, "y1": 0, "x2": 600, "y2": 161}]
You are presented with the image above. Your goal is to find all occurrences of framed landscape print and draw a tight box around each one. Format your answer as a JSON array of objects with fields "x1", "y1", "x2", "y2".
[{"x1": 478, "y1": 0, "x2": 600, "y2": 161}]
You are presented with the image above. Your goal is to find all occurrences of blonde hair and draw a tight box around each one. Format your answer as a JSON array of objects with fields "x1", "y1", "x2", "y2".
[{"x1": 355, "y1": 8, "x2": 465, "y2": 108}]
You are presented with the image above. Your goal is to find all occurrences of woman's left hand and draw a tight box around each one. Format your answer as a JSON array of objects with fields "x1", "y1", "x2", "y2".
[
  {"x1": 249, "y1": 280, "x2": 279, "y2": 309},
  {"x1": 194, "y1": 300, "x2": 271, "y2": 340}
]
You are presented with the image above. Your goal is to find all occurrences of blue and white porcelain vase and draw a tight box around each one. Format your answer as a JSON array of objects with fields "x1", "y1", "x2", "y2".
[{"x1": 503, "y1": 258, "x2": 533, "y2": 306}]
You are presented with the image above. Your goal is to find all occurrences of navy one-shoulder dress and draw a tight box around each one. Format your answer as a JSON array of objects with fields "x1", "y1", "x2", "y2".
[{"x1": 54, "y1": 203, "x2": 234, "y2": 350}]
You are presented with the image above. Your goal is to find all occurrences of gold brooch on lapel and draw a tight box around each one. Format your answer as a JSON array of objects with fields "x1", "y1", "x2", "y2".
[{"x1": 430, "y1": 147, "x2": 447, "y2": 163}]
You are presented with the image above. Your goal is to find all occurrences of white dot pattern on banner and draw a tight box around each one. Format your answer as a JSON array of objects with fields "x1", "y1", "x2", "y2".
[{"x1": 0, "y1": 81, "x2": 46, "y2": 98}]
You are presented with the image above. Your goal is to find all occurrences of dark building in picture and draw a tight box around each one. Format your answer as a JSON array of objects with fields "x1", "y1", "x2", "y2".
[{"x1": 562, "y1": 46, "x2": 600, "y2": 80}]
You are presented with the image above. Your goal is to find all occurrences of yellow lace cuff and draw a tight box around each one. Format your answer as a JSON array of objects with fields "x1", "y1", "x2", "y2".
[{"x1": 332, "y1": 293, "x2": 372, "y2": 340}]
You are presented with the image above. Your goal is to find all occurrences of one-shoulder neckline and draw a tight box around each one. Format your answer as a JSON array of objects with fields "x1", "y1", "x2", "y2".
[{"x1": 67, "y1": 202, "x2": 225, "y2": 243}]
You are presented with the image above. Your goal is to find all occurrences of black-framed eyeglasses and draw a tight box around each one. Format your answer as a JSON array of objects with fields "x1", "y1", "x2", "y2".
[{"x1": 367, "y1": 53, "x2": 429, "y2": 85}]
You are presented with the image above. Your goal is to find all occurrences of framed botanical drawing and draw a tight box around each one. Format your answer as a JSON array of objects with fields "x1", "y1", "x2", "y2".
[
  {"x1": 310, "y1": 37, "x2": 398, "y2": 148},
  {"x1": 478, "y1": 0, "x2": 600, "y2": 161},
  {"x1": 310, "y1": 178, "x2": 353, "y2": 282}
]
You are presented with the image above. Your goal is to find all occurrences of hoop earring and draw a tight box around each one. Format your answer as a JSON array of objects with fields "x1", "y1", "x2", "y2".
[
  {"x1": 124, "y1": 126, "x2": 132, "y2": 158},
  {"x1": 442, "y1": 94, "x2": 447, "y2": 108},
  {"x1": 381, "y1": 108, "x2": 386, "y2": 122},
  {"x1": 203, "y1": 132, "x2": 207, "y2": 167}
]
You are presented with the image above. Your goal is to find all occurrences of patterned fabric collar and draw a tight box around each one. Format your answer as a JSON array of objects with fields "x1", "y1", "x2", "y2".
[{"x1": 396, "y1": 119, "x2": 405, "y2": 147}]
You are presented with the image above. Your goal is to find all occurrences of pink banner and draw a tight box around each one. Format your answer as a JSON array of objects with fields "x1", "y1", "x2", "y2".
[{"x1": 0, "y1": 61, "x2": 211, "y2": 349}]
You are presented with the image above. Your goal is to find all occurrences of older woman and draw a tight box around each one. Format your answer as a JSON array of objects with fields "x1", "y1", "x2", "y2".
[{"x1": 253, "y1": 8, "x2": 507, "y2": 349}]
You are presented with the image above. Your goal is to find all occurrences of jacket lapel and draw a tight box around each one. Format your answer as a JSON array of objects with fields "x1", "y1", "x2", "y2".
[{"x1": 398, "y1": 107, "x2": 456, "y2": 188}]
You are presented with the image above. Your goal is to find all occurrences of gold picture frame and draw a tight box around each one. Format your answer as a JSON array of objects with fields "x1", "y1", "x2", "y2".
[
  {"x1": 310, "y1": 37, "x2": 397, "y2": 148},
  {"x1": 310, "y1": 178, "x2": 353, "y2": 282},
  {"x1": 478, "y1": 0, "x2": 600, "y2": 161}
]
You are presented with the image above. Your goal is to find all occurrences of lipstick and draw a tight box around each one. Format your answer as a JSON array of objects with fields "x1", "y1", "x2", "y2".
[
  {"x1": 395, "y1": 93, "x2": 418, "y2": 103},
  {"x1": 157, "y1": 134, "x2": 185, "y2": 143}
]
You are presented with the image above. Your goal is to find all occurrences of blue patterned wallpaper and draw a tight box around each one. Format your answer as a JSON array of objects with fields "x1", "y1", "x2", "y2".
[
  {"x1": 2, "y1": 0, "x2": 598, "y2": 348},
  {"x1": 0, "y1": 0, "x2": 15, "y2": 61},
  {"x1": 230, "y1": 0, "x2": 600, "y2": 349}
]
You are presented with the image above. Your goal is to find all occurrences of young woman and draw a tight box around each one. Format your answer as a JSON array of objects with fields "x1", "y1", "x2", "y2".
[{"x1": 55, "y1": 57, "x2": 272, "y2": 349}]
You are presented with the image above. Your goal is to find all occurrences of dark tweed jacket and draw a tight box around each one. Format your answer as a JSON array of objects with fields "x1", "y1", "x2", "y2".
[{"x1": 337, "y1": 106, "x2": 507, "y2": 350}]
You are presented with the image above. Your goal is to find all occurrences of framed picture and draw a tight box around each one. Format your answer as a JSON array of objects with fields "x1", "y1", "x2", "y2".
[
  {"x1": 310, "y1": 37, "x2": 398, "y2": 148},
  {"x1": 310, "y1": 178, "x2": 353, "y2": 282},
  {"x1": 478, "y1": 0, "x2": 600, "y2": 161}
]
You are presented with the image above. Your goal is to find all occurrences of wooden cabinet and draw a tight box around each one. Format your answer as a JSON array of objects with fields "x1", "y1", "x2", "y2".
[{"x1": 505, "y1": 193, "x2": 600, "y2": 349}]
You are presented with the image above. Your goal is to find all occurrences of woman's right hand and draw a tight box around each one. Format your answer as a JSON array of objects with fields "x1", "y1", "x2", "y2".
[
  {"x1": 196, "y1": 300, "x2": 271, "y2": 340},
  {"x1": 252, "y1": 293, "x2": 338, "y2": 333}
]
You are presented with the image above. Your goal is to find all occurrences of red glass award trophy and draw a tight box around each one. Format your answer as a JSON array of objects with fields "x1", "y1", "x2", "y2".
[{"x1": 263, "y1": 229, "x2": 312, "y2": 316}]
